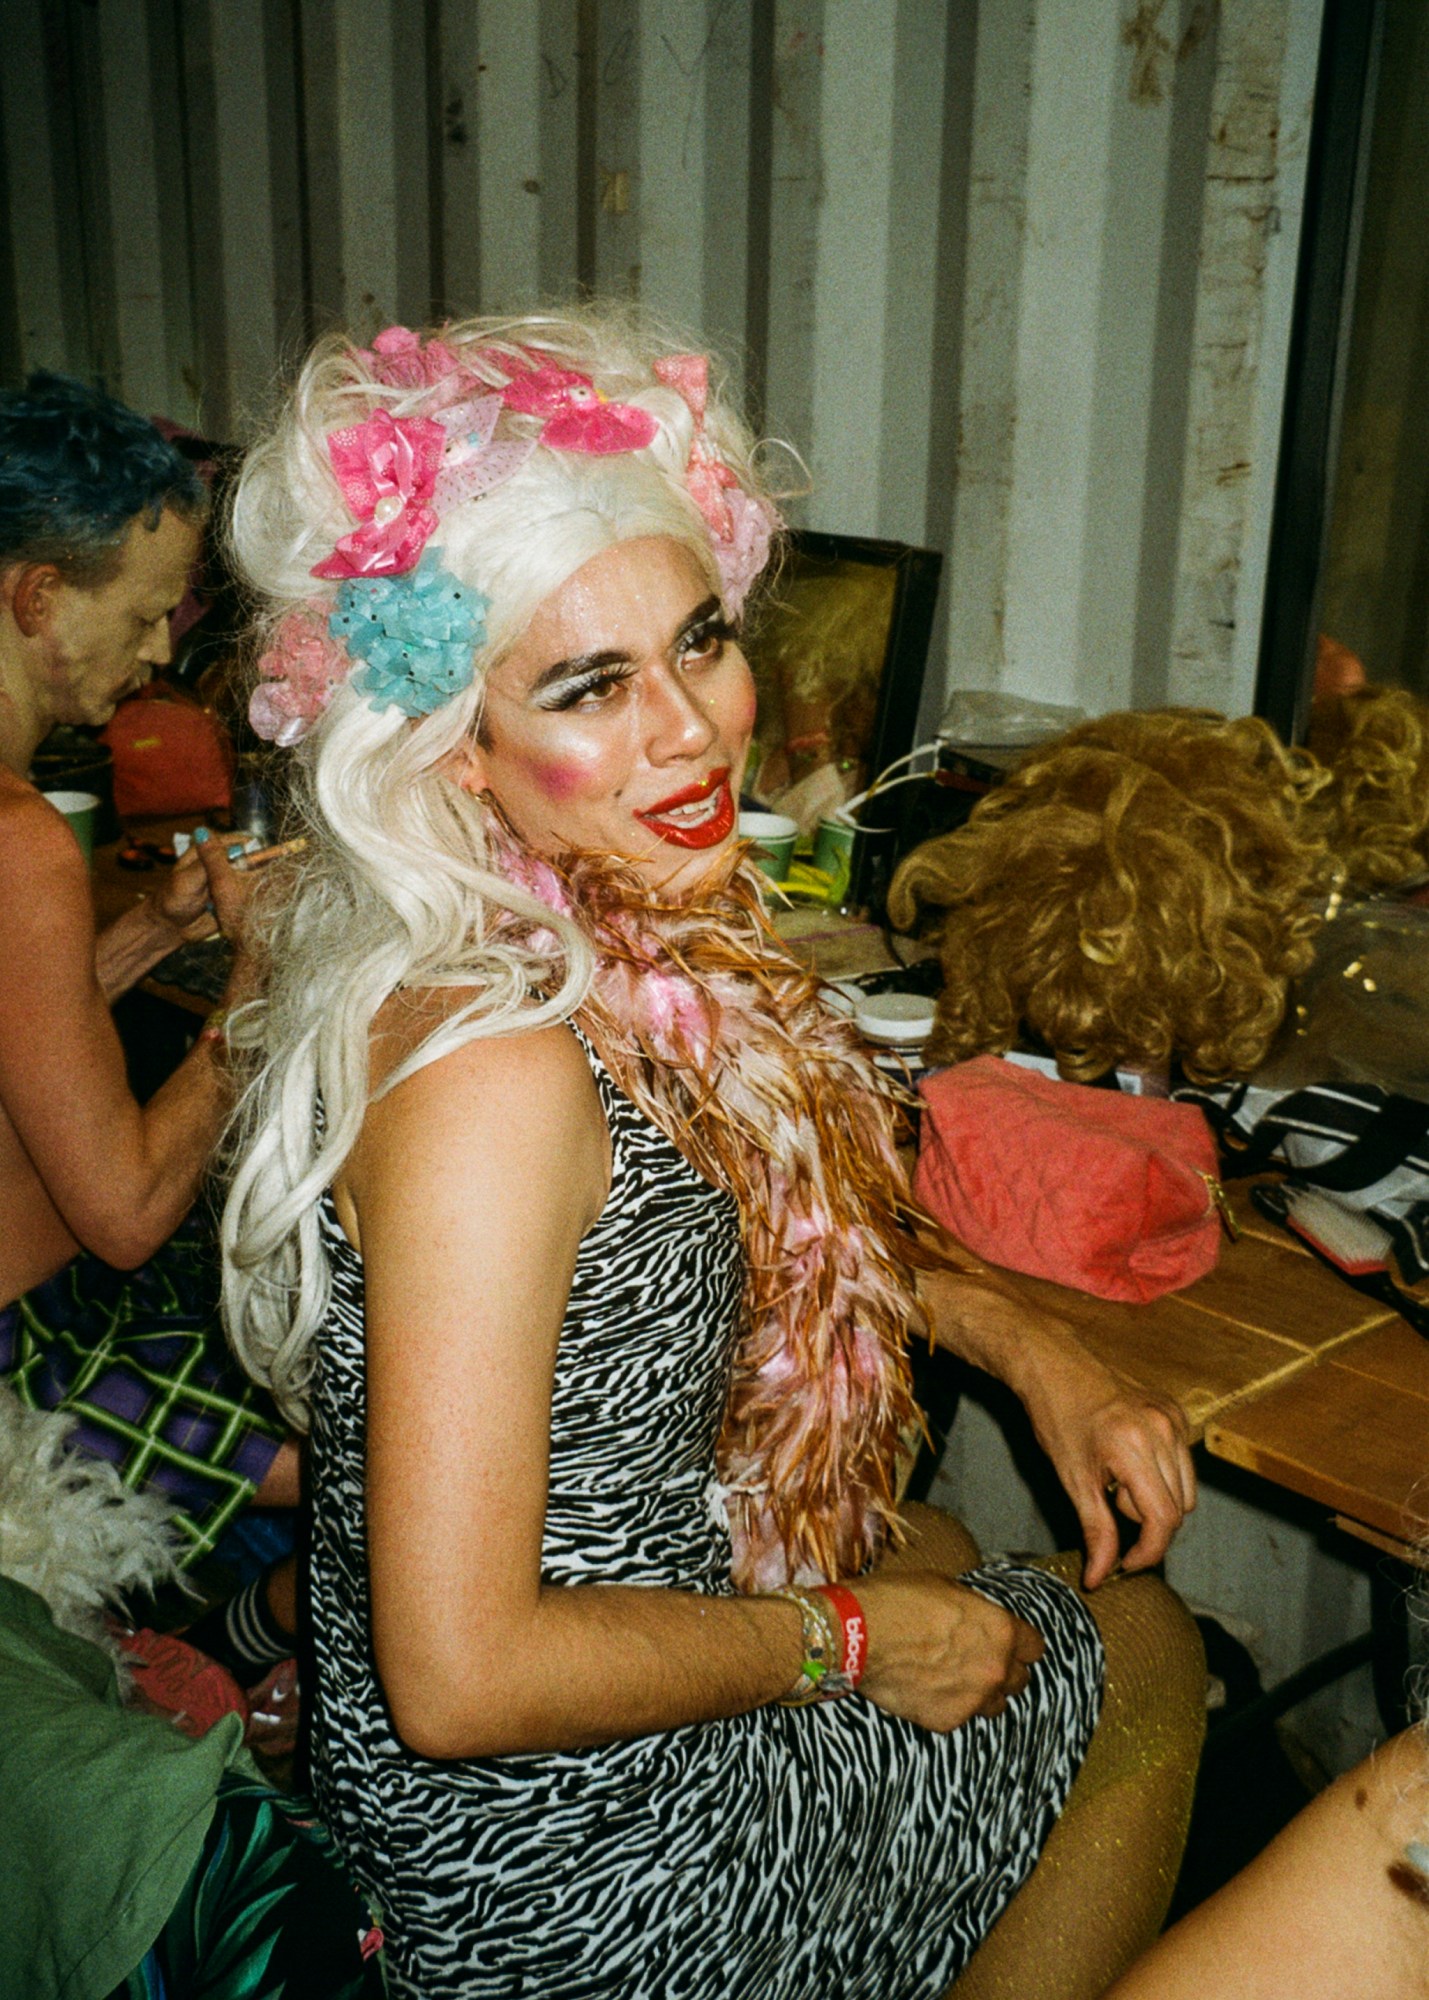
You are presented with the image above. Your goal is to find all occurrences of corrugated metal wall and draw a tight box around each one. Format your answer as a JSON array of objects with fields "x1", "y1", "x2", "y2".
[{"x1": 1, "y1": 0, "x2": 1327, "y2": 724}]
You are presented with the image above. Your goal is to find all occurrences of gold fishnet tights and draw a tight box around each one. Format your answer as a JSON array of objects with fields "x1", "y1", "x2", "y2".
[
  {"x1": 947, "y1": 1548, "x2": 1205, "y2": 1998},
  {"x1": 878, "y1": 1509, "x2": 1206, "y2": 2000}
]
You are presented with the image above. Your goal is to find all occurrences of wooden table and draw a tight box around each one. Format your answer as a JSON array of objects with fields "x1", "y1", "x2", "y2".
[{"x1": 1007, "y1": 1181, "x2": 1429, "y2": 1568}]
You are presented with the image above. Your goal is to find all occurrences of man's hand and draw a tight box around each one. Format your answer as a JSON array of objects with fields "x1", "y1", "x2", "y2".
[{"x1": 153, "y1": 833, "x2": 251, "y2": 944}]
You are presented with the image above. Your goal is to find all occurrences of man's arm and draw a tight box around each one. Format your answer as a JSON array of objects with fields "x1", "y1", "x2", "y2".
[
  {"x1": 95, "y1": 893, "x2": 199, "y2": 1002},
  {"x1": 0, "y1": 798, "x2": 250, "y2": 1268}
]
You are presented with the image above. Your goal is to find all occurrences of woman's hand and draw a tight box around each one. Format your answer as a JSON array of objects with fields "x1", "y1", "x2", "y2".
[
  {"x1": 855, "y1": 1571, "x2": 1045, "y2": 1731},
  {"x1": 1018, "y1": 1343, "x2": 1194, "y2": 1588},
  {"x1": 918, "y1": 1261, "x2": 1197, "y2": 1588}
]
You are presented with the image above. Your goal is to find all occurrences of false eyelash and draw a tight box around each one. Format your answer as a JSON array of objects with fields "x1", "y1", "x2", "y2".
[
  {"x1": 687, "y1": 614, "x2": 734, "y2": 648},
  {"x1": 541, "y1": 662, "x2": 638, "y2": 711}
]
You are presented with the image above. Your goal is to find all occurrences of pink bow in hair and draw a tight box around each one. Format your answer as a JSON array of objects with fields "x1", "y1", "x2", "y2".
[
  {"x1": 355, "y1": 325, "x2": 481, "y2": 409},
  {"x1": 501, "y1": 363, "x2": 659, "y2": 455},
  {"x1": 431, "y1": 393, "x2": 536, "y2": 510},
  {"x1": 654, "y1": 353, "x2": 778, "y2": 615},
  {"x1": 311, "y1": 408, "x2": 445, "y2": 580}
]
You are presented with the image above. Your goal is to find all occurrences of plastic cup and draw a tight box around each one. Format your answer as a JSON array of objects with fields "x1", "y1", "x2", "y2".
[
  {"x1": 43, "y1": 789, "x2": 101, "y2": 863},
  {"x1": 738, "y1": 811, "x2": 799, "y2": 883},
  {"x1": 812, "y1": 816, "x2": 857, "y2": 904}
]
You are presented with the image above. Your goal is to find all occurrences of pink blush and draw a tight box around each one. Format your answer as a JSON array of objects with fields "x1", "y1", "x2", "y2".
[{"x1": 523, "y1": 755, "x2": 587, "y2": 802}]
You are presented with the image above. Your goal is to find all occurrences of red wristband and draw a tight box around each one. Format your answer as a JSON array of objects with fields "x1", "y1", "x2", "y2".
[{"x1": 815, "y1": 1583, "x2": 868, "y2": 1689}]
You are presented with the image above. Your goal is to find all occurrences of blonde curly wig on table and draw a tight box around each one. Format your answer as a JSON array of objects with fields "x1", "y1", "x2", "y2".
[
  {"x1": 886, "y1": 709, "x2": 1335, "y2": 1085},
  {"x1": 1308, "y1": 684, "x2": 1429, "y2": 893}
]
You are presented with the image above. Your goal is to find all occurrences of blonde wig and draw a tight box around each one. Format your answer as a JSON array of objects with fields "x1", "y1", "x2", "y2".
[
  {"x1": 221, "y1": 306, "x2": 774, "y2": 1423},
  {"x1": 1308, "y1": 684, "x2": 1429, "y2": 892},
  {"x1": 887, "y1": 709, "x2": 1334, "y2": 1084}
]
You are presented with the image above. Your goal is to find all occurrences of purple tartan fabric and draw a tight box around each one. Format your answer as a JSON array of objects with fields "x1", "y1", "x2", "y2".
[{"x1": 0, "y1": 1213, "x2": 284, "y2": 1562}]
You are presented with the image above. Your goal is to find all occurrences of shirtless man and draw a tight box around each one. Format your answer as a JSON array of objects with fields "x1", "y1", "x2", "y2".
[{"x1": 0, "y1": 376, "x2": 298, "y2": 1659}]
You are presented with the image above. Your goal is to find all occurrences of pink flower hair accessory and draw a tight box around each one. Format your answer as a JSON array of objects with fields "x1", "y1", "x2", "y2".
[
  {"x1": 716, "y1": 487, "x2": 778, "y2": 617},
  {"x1": 311, "y1": 407, "x2": 445, "y2": 580},
  {"x1": 355, "y1": 325, "x2": 481, "y2": 406},
  {"x1": 249, "y1": 607, "x2": 350, "y2": 745},
  {"x1": 653, "y1": 353, "x2": 779, "y2": 616},
  {"x1": 654, "y1": 354, "x2": 736, "y2": 536},
  {"x1": 501, "y1": 362, "x2": 660, "y2": 455}
]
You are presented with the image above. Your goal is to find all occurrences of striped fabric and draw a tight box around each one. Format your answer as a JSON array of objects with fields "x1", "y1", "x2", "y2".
[{"x1": 1177, "y1": 1078, "x2": 1429, "y2": 1282}]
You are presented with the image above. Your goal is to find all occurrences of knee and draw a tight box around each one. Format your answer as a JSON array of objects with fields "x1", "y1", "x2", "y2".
[
  {"x1": 1037, "y1": 1557, "x2": 1203, "y2": 1696},
  {"x1": 884, "y1": 1501, "x2": 981, "y2": 1579},
  {"x1": 1035, "y1": 1555, "x2": 1205, "y2": 1753},
  {"x1": 1103, "y1": 1572, "x2": 1205, "y2": 1693},
  {"x1": 1091, "y1": 1573, "x2": 1207, "y2": 1769}
]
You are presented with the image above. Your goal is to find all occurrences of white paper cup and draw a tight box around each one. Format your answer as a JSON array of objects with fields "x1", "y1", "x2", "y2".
[
  {"x1": 738, "y1": 811, "x2": 799, "y2": 882},
  {"x1": 43, "y1": 789, "x2": 101, "y2": 863}
]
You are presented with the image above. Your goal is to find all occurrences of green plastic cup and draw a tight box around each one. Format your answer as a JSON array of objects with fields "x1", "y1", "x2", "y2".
[
  {"x1": 44, "y1": 788, "x2": 101, "y2": 863},
  {"x1": 738, "y1": 811, "x2": 799, "y2": 883},
  {"x1": 812, "y1": 816, "x2": 857, "y2": 904}
]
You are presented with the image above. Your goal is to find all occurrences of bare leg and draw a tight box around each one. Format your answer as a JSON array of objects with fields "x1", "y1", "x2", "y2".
[
  {"x1": 948, "y1": 1553, "x2": 1206, "y2": 2000},
  {"x1": 1102, "y1": 1727, "x2": 1429, "y2": 2000},
  {"x1": 263, "y1": 1550, "x2": 300, "y2": 1636},
  {"x1": 253, "y1": 1436, "x2": 302, "y2": 1507}
]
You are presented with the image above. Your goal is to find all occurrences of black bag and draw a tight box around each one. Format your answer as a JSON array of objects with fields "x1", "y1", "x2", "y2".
[{"x1": 1177, "y1": 1078, "x2": 1429, "y2": 1282}]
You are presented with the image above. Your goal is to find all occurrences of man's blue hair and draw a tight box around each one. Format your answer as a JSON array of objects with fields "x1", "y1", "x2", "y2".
[{"x1": 0, "y1": 372, "x2": 207, "y2": 583}]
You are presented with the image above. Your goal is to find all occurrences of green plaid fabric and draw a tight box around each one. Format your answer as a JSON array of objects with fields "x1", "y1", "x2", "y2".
[{"x1": 0, "y1": 1216, "x2": 285, "y2": 1564}]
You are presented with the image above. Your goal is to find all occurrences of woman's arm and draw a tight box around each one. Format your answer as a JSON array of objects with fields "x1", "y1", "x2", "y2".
[
  {"x1": 918, "y1": 1259, "x2": 1196, "y2": 1588},
  {"x1": 0, "y1": 800, "x2": 254, "y2": 1268},
  {"x1": 343, "y1": 1019, "x2": 1046, "y2": 1761}
]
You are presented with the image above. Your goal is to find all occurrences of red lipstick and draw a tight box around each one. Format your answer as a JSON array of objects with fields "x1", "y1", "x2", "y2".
[{"x1": 635, "y1": 767, "x2": 735, "y2": 850}]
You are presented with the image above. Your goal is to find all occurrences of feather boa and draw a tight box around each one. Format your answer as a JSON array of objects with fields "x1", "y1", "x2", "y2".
[
  {"x1": 506, "y1": 839, "x2": 948, "y2": 1592},
  {"x1": 0, "y1": 1382, "x2": 185, "y2": 1660}
]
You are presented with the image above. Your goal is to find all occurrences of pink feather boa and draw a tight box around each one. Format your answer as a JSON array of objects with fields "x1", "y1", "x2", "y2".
[{"x1": 505, "y1": 839, "x2": 946, "y2": 1592}]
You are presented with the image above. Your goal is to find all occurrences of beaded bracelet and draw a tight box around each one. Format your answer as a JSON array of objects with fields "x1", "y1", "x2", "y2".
[
  {"x1": 767, "y1": 1583, "x2": 867, "y2": 1706},
  {"x1": 769, "y1": 1587, "x2": 840, "y2": 1705}
]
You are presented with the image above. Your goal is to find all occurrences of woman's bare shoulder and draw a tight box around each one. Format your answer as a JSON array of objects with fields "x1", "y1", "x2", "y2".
[
  {"x1": 342, "y1": 996, "x2": 610, "y2": 1243},
  {"x1": 367, "y1": 989, "x2": 597, "y2": 1108}
]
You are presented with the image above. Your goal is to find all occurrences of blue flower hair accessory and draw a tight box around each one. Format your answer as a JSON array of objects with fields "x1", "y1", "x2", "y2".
[{"x1": 329, "y1": 547, "x2": 488, "y2": 719}]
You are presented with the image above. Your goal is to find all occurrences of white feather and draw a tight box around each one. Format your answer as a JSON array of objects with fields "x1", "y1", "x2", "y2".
[{"x1": 0, "y1": 1383, "x2": 187, "y2": 1658}]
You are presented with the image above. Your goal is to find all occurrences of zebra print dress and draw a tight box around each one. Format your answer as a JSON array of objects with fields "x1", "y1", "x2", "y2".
[{"x1": 307, "y1": 1030, "x2": 1104, "y2": 1999}]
